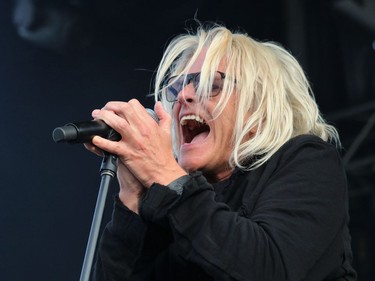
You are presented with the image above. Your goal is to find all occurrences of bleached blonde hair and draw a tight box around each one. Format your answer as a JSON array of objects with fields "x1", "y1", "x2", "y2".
[{"x1": 154, "y1": 23, "x2": 340, "y2": 170}]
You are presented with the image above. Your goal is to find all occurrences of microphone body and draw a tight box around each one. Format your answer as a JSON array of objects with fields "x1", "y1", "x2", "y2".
[{"x1": 53, "y1": 108, "x2": 159, "y2": 143}]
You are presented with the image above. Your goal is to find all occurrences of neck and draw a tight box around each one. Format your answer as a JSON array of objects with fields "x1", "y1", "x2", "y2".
[{"x1": 203, "y1": 166, "x2": 234, "y2": 183}]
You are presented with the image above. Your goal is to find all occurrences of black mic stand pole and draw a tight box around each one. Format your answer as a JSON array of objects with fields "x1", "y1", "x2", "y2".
[{"x1": 79, "y1": 153, "x2": 118, "y2": 281}]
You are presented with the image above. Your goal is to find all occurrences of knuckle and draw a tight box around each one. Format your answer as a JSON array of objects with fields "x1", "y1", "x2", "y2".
[
  {"x1": 103, "y1": 101, "x2": 113, "y2": 109},
  {"x1": 112, "y1": 142, "x2": 123, "y2": 155},
  {"x1": 128, "y1": 98, "x2": 139, "y2": 105},
  {"x1": 117, "y1": 120, "x2": 128, "y2": 132}
]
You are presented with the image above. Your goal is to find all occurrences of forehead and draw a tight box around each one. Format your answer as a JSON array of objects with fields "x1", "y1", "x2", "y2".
[{"x1": 188, "y1": 47, "x2": 227, "y2": 73}]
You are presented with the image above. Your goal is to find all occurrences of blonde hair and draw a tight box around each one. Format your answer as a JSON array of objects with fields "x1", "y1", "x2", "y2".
[{"x1": 154, "y1": 23, "x2": 340, "y2": 170}]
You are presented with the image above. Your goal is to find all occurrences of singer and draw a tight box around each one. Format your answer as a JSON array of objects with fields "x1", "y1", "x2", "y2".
[{"x1": 84, "y1": 23, "x2": 356, "y2": 281}]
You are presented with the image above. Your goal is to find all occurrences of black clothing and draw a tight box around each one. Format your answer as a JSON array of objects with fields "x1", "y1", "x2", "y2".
[{"x1": 93, "y1": 135, "x2": 356, "y2": 281}]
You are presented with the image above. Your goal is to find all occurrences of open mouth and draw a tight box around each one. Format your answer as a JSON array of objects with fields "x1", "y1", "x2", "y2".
[{"x1": 180, "y1": 115, "x2": 210, "y2": 144}]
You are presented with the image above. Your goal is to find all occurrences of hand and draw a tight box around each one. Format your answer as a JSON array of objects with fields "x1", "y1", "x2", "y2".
[
  {"x1": 117, "y1": 161, "x2": 146, "y2": 214},
  {"x1": 90, "y1": 99, "x2": 187, "y2": 188},
  {"x1": 84, "y1": 142, "x2": 145, "y2": 213}
]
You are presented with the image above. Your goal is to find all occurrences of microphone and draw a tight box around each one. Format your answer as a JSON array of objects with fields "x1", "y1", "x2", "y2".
[{"x1": 52, "y1": 108, "x2": 159, "y2": 144}]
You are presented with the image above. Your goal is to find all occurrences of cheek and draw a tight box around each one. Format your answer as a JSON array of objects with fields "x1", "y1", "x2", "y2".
[
  {"x1": 172, "y1": 105, "x2": 179, "y2": 120},
  {"x1": 215, "y1": 118, "x2": 234, "y2": 141}
]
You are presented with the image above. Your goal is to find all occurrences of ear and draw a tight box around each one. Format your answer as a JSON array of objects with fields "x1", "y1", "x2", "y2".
[
  {"x1": 244, "y1": 112, "x2": 259, "y2": 135},
  {"x1": 250, "y1": 124, "x2": 258, "y2": 134}
]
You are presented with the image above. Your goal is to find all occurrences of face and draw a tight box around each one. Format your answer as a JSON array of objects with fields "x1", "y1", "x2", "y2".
[{"x1": 172, "y1": 49, "x2": 237, "y2": 183}]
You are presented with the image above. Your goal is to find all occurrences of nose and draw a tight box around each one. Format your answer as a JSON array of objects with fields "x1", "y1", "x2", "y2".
[{"x1": 177, "y1": 83, "x2": 196, "y2": 104}]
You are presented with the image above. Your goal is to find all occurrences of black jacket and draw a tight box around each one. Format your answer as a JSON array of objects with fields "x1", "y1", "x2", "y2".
[{"x1": 92, "y1": 135, "x2": 356, "y2": 281}]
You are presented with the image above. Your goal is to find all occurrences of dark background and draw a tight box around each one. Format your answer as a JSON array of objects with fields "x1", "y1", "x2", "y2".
[{"x1": 1, "y1": 0, "x2": 374, "y2": 280}]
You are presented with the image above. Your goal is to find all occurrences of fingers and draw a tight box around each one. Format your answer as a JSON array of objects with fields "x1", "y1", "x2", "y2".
[
  {"x1": 93, "y1": 99, "x2": 158, "y2": 134},
  {"x1": 84, "y1": 142, "x2": 104, "y2": 157},
  {"x1": 92, "y1": 107, "x2": 132, "y2": 139},
  {"x1": 91, "y1": 135, "x2": 126, "y2": 158}
]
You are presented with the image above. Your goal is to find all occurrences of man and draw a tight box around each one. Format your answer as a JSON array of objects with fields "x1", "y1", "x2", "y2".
[{"x1": 86, "y1": 23, "x2": 356, "y2": 281}]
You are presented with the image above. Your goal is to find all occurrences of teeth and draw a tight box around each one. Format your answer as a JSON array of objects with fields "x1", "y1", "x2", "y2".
[{"x1": 180, "y1": 115, "x2": 205, "y2": 126}]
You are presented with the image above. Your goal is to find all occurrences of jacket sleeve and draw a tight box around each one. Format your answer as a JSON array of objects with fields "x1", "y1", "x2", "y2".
[
  {"x1": 92, "y1": 196, "x2": 173, "y2": 281},
  {"x1": 139, "y1": 138, "x2": 350, "y2": 281}
]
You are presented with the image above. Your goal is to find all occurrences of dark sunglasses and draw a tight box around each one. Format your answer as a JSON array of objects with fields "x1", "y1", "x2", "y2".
[{"x1": 163, "y1": 71, "x2": 226, "y2": 102}]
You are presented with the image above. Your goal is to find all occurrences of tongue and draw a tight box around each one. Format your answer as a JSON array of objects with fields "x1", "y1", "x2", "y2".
[{"x1": 191, "y1": 131, "x2": 209, "y2": 144}]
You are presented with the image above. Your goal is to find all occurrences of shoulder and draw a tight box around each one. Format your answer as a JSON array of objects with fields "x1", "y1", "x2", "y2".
[
  {"x1": 280, "y1": 134, "x2": 336, "y2": 151},
  {"x1": 243, "y1": 134, "x2": 345, "y2": 186},
  {"x1": 271, "y1": 134, "x2": 341, "y2": 165},
  {"x1": 235, "y1": 134, "x2": 345, "y2": 188}
]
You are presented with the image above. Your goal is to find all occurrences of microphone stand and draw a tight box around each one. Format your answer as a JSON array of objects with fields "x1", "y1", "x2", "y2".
[{"x1": 79, "y1": 153, "x2": 118, "y2": 281}]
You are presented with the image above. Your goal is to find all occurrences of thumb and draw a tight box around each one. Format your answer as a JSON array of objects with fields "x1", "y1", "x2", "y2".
[{"x1": 154, "y1": 101, "x2": 172, "y2": 132}]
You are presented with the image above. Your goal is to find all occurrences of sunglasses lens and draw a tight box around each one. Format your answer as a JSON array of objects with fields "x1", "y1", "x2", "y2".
[
  {"x1": 164, "y1": 72, "x2": 225, "y2": 102},
  {"x1": 166, "y1": 77, "x2": 183, "y2": 102},
  {"x1": 211, "y1": 72, "x2": 224, "y2": 96}
]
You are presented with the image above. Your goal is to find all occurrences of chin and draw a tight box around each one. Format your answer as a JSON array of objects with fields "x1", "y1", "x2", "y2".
[{"x1": 178, "y1": 155, "x2": 204, "y2": 173}]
